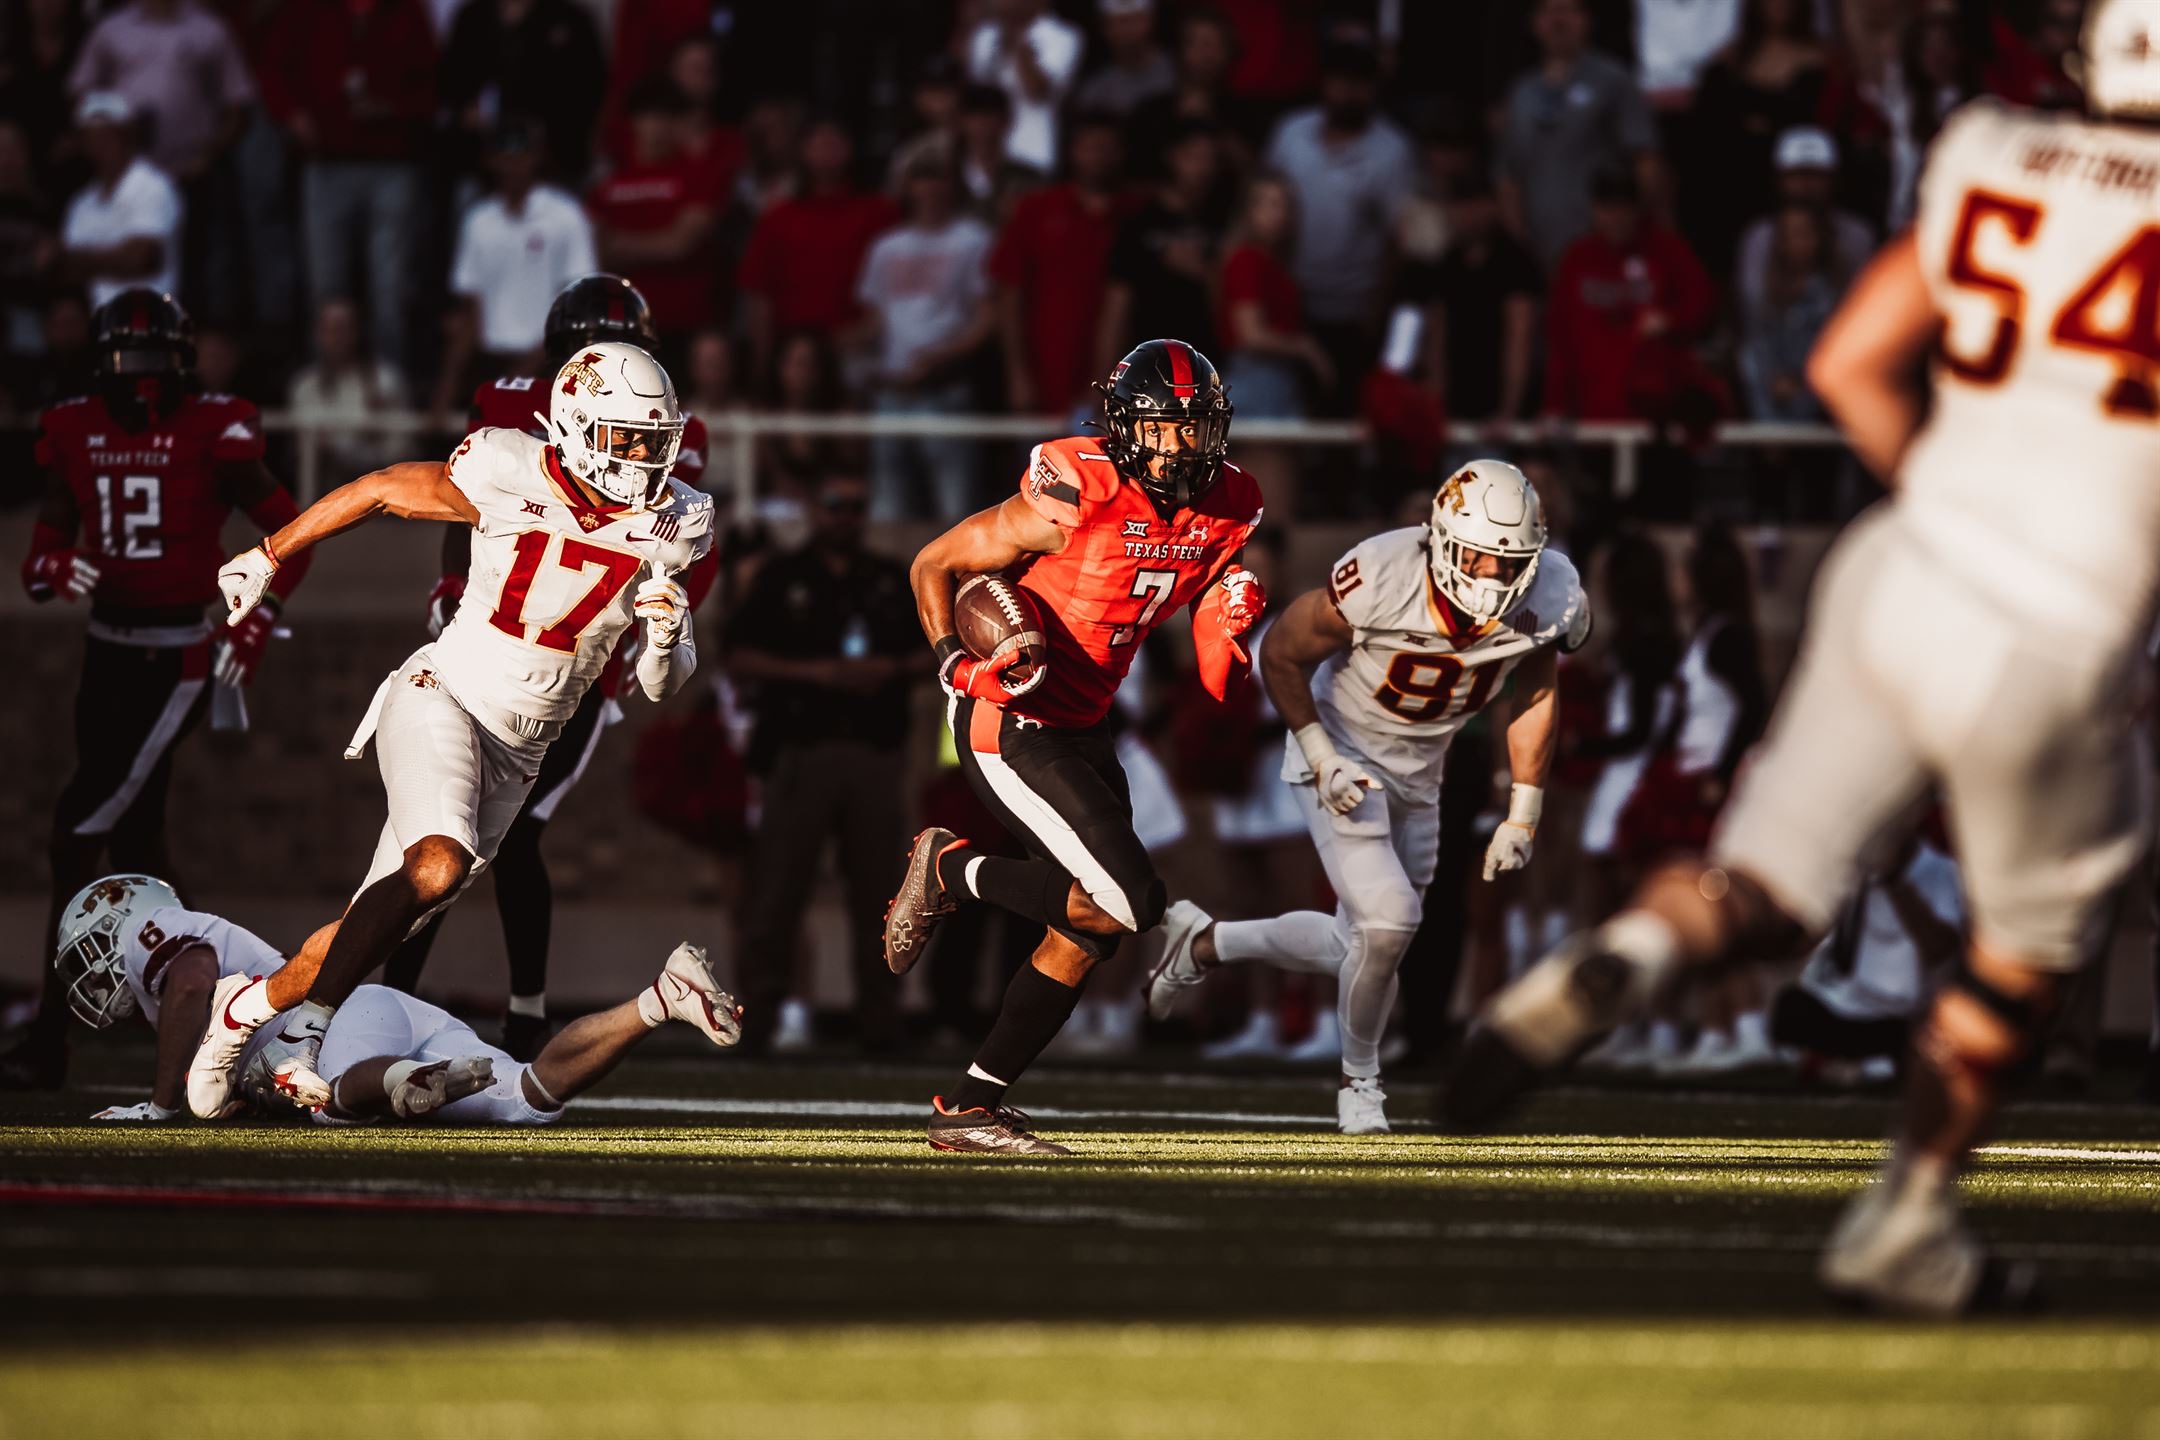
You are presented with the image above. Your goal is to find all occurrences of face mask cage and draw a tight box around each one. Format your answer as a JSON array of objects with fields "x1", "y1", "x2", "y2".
[
  {"x1": 1108, "y1": 402, "x2": 1233, "y2": 507},
  {"x1": 1431, "y1": 532, "x2": 1541, "y2": 620},
  {"x1": 57, "y1": 919, "x2": 137, "y2": 1028},
  {"x1": 573, "y1": 416, "x2": 683, "y2": 508}
]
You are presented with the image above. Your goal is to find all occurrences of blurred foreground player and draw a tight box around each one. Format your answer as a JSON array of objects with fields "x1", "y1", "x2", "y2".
[
  {"x1": 1146, "y1": 461, "x2": 1588, "y2": 1134},
  {"x1": 55, "y1": 875, "x2": 740, "y2": 1125},
  {"x1": 1446, "y1": 0, "x2": 2160, "y2": 1315},
  {"x1": 883, "y1": 339, "x2": 1265, "y2": 1154},
  {"x1": 390, "y1": 275, "x2": 716, "y2": 1059},
  {"x1": 3, "y1": 290, "x2": 310, "y2": 1090},
  {"x1": 190, "y1": 340, "x2": 711, "y2": 1117}
]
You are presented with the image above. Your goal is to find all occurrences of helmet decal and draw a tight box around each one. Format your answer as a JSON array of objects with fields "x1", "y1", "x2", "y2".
[{"x1": 560, "y1": 351, "x2": 610, "y2": 397}]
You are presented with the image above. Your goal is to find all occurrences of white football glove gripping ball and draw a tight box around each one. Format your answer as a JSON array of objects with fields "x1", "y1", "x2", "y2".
[
  {"x1": 1294, "y1": 722, "x2": 1380, "y2": 817},
  {"x1": 91, "y1": 1100, "x2": 180, "y2": 1122},
  {"x1": 217, "y1": 544, "x2": 278, "y2": 625},
  {"x1": 634, "y1": 575, "x2": 690, "y2": 652},
  {"x1": 1481, "y1": 784, "x2": 1544, "y2": 882}
]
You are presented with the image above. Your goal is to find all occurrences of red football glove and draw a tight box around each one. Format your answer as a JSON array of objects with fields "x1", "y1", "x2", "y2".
[
  {"x1": 214, "y1": 600, "x2": 277, "y2": 687},
  {"x1": 1216, "y1": 565, "x2": 1265, "y2": 637},
  {"x1": 938, "y1": 642, "x2": 1046, "y2": 705},
  {"x1": 22, "y1": 546, "x2": 101, "y2": 603},
  {"x1": 426, "y1": 574, "x2": 466, "y2": 638}
]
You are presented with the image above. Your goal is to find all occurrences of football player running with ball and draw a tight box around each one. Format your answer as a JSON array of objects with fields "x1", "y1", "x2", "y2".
[
  {"x1": 55, "y1": 875, "x2": 740, "y2": 1127},
  {"x1": 1444, "y1": 0, "x2": 2160, "y2": 1316},
  {"x1": 1146, "y1": 460, "x2": 1588, "y2": 1134},
  {"x1": 188, "y1": 341, "x2": 712, "y2": 1118},
  {"x1": 885, "y1": 339, "x2": 1265, "y2": 1154}
]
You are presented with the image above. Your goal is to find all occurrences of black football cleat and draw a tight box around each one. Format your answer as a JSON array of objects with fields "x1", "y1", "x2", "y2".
[
  {"x1": 928, "y1": 1096, "x2": 1072, "y2": 1155},
  {"x1": 0, "y1": 1033, "x2": 68, "y2": 1091},
  {"x1": 1438, "y1": 945, "x2": 1641, "y2": 1132},
  {"x1": 502, "y1": 1011, "x2": 550, "y2": 1064},
  {"x1": 883, "y1": 828, "x2": 962, "y2": 976}
]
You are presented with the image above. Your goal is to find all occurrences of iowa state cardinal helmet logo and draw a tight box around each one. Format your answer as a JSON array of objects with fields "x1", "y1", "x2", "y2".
[{"x1": 559, "y1": 351, "x2": 611, "y2": 397}]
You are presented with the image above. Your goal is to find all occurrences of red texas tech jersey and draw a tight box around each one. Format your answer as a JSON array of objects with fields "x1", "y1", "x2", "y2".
[
  {"x1": 35, "y1": 391, "x2": 265, "y2": 612},
  {"x1": 469, "y1": 375, "x2": 709, "y2": 491},
  {"x1": 1008, "y1": 436, "x2": 1264, "y2": 729}
]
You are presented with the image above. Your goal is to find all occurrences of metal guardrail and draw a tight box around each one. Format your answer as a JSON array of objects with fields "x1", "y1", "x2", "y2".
[{"x1": 11, "y1": 407, "x2": 1851, "y2": 514}]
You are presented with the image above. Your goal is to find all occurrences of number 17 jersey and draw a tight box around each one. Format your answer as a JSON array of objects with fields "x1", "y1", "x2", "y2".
[
  {"x1": 1297, "y1": 526, "x2": 1587, "y2": 805},
  {"x1": 431, "y1": 427, "x2": 712, "y2": 729}
]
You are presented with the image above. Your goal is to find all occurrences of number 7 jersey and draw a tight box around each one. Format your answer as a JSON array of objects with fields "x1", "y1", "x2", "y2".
[
  {"x1": 431, "y1": 426, "x2": 712, "y2": 725},
  {"x1": 1299, "y1": 526, "x2": 1588, "y2": 804},
  {"x1": 1904, "y1": 98, "x2": 2160, "y2": 642}
]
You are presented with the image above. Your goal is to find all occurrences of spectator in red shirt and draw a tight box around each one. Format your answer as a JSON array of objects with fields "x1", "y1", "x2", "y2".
[
  {"x1": 987, "y1": 109, "x2": 1128, "y2": 419},
  {"x1": 256, "y1": 0, "x2": 436, "y2": 376},
  {"x1": 664, "y1": 34, "x2": 746, "y2": 207},
  {"x1": 590, "y1": 78, "x2": 723, "y2": 351},
  {"x1": 1544, "y1": 164, "x2": 1716, "y2": 424},
  {"x1": 1215, "y1": 171, "x2": 1328, "y2": 515},
  {"x1": 736, "y1": 115, "x2": 898, "y2": 382}
]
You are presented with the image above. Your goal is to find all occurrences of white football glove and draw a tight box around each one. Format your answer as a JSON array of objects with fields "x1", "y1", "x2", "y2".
[
  {"x1": 633, "y1": 575, "x2": 690, "y2": 652},
  {"x1": 1481, "y1": 784, "x2": 1544, "y2": 881},
  {"x1": 91, "y1": 1100, "x2": 180, "y2": 1122},
  {"x1": 217, "y1": 544, "x2": 278, "y2": 625},
  {"x1": 1294, "y1": 723, "x2": 1379, "y2": 817}
]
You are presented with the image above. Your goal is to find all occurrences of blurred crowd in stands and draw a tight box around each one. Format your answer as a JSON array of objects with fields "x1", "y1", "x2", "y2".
[{"x1": 6, "y1": 0, "x2": 2137, "y2": 1081}]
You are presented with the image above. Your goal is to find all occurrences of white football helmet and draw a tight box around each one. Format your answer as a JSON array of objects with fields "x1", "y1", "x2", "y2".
[
  {"x1": 54, "y1": 873, "x2": 182, "y2": 1027},
  {"x1": 542, "y1": 340, "x2": 683, "y2": 511},
  {"x1": 1428, "y1": 459, "x2": 1546, "y2": 621},
  {"x1": 2081, "y1": 0, "x2": 2160, "y2": 121}
]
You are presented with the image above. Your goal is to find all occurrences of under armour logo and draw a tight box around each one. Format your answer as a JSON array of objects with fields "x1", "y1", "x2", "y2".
[
  {"x1": 1183, "y1": 522, "x2": 1208, "y2": 544},
  {"x1": 521, "y1": 500, "x2": 548, "y2": 518},
  {"x1": 1122, "y1": 519, "x2": 1149, "y2": 538}
]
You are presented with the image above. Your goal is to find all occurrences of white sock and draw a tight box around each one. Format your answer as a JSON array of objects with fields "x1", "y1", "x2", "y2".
[
  {"x1": 507, "y1": 993, "x2": 546, "y2": 1019},
  {"x1": 637, "y1": 981, "x2": 669, "y2": 1028},
  {"x1": 228, "y1": 978, "x2": 281, "y2": 1030},
  {"x1": 1213, "y1": 912, "x2": 1345, "y2": 976},
  {"x1": 522, "y1": 1068, "x2": 563, "y2": 1112},
  {"x1": 1598, "y1": 910, "x2": 1685, "y2": 1004},
  {"x1": 294, "y1": 999, "x2": 336, "y2": 1037},
  {"x1": 966, "y1": 1061, "x2": 1008, "y2": 1085}
]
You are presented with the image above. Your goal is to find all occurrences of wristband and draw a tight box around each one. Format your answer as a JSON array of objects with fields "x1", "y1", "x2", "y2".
[
  {"x1": 934, "y1": 634, "x2": 968, "y2": 682},
  {"x1": 1293, "y1": 722, "x2": 1341, "y2": 772},
  {"x1": 1504, "y1": 783, "x2": 1544, "y2": 831},
  {"x1": 259, "y1": 537, "x2": 279, "y2": 567}
]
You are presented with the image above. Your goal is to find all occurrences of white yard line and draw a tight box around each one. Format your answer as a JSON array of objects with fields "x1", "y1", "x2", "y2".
[{"x1": 574, "y1": 1095, "x2": 1340, "y2": 1126}]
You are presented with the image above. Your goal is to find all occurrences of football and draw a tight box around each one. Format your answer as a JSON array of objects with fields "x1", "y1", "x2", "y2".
[{"x1": 954, "y1": 572, "x2": 1049, "y2": 679}]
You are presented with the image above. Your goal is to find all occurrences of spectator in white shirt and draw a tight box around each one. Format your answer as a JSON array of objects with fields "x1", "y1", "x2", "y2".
[
  {"x1": 289, "y1": 297, "x2": 410, "y2": 477},
  {"x1": 441, "y1": 116, "x2": 596, "y2": 396},
  {"x1": 55, "y1": 92, "x2": 182, "y2": 310},
  {"x1": 853, "y1": 151, "x2": 994, "y2": 520},
  {"x1": 966, "y1": 0, "x2": 1083, "y2": 174}
]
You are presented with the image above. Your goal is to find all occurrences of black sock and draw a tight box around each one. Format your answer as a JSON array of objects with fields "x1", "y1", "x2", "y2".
[
  {"x1": 939, "y1": 847, "x2": 1073, "y2": 930},
  {"x1": 952, "y1": 964, "x2": 1084, "y2": 1111}
]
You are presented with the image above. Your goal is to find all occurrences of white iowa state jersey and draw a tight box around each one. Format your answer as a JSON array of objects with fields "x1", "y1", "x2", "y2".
[
  {"x1": 1288, "y1": 527, "x2": 1589, "y2": 803},
  {"x1": 118, "y1": 906, "x2": 282, "y2": 1025},
  {"x1": 431, "y1": 427, "x2": 713, "y2": 725},
  {"x1": 1903, "y1": 99, "x2": 2160, "y2": 643}
]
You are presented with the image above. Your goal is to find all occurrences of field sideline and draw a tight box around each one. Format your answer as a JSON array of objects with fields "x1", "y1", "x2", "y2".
[{"x1": 5, "y1": 1051, "x2": 2160, "y2": 1437}]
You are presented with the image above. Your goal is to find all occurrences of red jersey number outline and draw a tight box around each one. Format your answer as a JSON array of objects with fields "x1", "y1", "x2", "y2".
[
  {"x1": 1373, "y1": 652, "x2": 1504, "y2": 724},
  {"x1": 486, "y1": 531, "x2": 644, "y2": 654},
  {"x1": 1110, "y1": 568, "x2": 1178, "y2": 647},
  {"x1": 93, "y1": 474, "x2": 164, "y2": 559}
]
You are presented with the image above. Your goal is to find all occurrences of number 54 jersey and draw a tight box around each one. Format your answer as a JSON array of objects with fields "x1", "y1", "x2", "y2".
[
  {"x1": 1292, "y1": 526, "x2": 1589, "y2": 806},
  {"x1": 1904, "y1": 99, "x2": 2160, "y2": 646},
  {"x1": 430, "y1": 426, "x2": 712, "y2": 730}
]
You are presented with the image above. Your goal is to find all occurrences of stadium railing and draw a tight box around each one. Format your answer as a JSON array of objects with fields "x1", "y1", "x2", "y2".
[{"x1": 224, "y1": 412, "x2": 1847, "y2": 509}]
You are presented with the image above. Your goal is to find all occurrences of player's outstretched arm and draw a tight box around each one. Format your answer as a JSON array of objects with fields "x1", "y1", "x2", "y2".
[
  {"x1": 1261, "y1": 588, "x2": 1375, "y2": 817},
  {"x1": 1807, "y1": 232, "x2": 1936, "y2": 484},
  {"x1": 116, "y1": 946, "x2": 219, "y2": 1120},
  {"x1": 218, "y1": 462, "x2": 481, "y2": 624},
  {"x1": 908, "y1": 492, "x2": 1066, "y2": 648},
  {"x1": 1485, "y1": 647, "x2": 1559, "y2": 881}
]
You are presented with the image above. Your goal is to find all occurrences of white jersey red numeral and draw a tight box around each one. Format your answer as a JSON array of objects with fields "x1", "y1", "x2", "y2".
[{"x1": 485, "y1": 531, "x2": 643, "y2": 653}]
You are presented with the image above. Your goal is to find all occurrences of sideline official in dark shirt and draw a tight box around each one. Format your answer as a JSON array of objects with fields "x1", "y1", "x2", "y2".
[{"x1": 728, "y1": 476, "x2": 921, "y2": 1052}]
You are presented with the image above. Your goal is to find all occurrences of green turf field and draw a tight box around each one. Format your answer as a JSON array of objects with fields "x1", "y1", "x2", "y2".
[{"x1": 5, "y1": 1049, "x2": 2160, "y2": 1437}]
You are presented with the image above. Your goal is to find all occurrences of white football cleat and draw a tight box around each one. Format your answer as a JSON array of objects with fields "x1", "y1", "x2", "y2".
[
  {"x1": 1818, "y1": 1172, "x2": 2032, "y2": 1316},
  {"x1": 388, "y1": 1056, "x2": 496, "y2": 1118},
  {"x1": 187, "y1": 974, "x2": 273, "y2": 1118},
  {"x1": 1338, "y1": 1075, "x2": 1389, "y2": 1135},
  {"x1": 1144, "y1": 900, "x2": 1214, "y2": 1021},
  {"x1": 649, "y1": 943, "x2": 743, "y2": 1048}
]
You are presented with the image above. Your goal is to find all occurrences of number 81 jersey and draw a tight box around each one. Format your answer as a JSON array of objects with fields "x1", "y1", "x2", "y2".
[
  {"x1": 1298, "y1": 525, "x2": 1588, "y2": 804},
  {"x1": 431, "y1": 426, "x2": 712, "y2": 724}
]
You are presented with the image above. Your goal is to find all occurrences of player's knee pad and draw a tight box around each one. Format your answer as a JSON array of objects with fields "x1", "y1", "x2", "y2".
[{"x1": 1346, "y1": 920, "x2": 1417, "y2": 980}]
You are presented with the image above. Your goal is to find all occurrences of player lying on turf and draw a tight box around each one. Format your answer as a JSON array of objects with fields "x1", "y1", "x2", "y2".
[
  {"x1": 55, "y1": 874, "x2": 741, "y2": 1123},
  {"x1": 1442, "y1": 0, "x2": 2160, "y2": 1316},
  {"x1": 1145, "y1": 460, "x2": 1588, "y2": 1134},
  {"x1": 185, "y1": 341, "x2": 712, "y2": 1119},
  {"x1": 883, "y1": 338, "x2": 1265, "y2": 1155}
]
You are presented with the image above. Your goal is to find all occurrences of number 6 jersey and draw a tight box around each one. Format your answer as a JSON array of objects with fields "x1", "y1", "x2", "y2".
[
  {"x1": 1905, "y1": 98, "x2": 2160, "y2": 645},
  {"x1": 431, "y1": 426, "x2": 712, "y2": 727},
  {"x1": 1293, "y1": 526, "x2": 1589, "y2": 805}
]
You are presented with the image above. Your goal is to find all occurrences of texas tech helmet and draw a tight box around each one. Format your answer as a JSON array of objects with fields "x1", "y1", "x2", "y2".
[
  {"x1": 1097, "y1": 338, "x2": 1234, "y2": 510},
  {"x1": 544, "y1": 274, "x2": 658, "y2": 369},
  {"x1": 91, "y1": 288, "x2": 195, "y2": 380}
]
